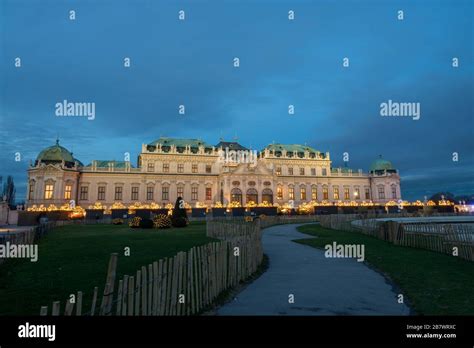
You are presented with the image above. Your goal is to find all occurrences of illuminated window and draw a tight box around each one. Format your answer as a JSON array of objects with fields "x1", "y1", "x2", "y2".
[
  {"x1": 192, "y1": 164, "x2": 198, "y2": 173},
  {"x1": 354, "y1": 187, "x2": 360, "y2": 200},
  {"x1": 300, "y1": 187, "x2": 306, "y2": 201},
  {"x1": 64, "y1": 184, "x2": 72, "y2": 199},
  {"x1": 311, "y1": 186, "x2": 317, "y2": 200},
  {"x1": 231, "y1": 188, "x2": 242, "y2": 204},
  {"x1": 206, "y1": 187, "x2": 212, "y2": 201},
  {"x1": 276, "y1": 167, "x2": 281, "y2": 175},
  {"x1": 79, "y1": 186, "x2": 88, "y2": 200},
  {"x1": 163, "y1": 163, "x2": 169, "y2": 173},
  {"x1": 44, "y1": 184, "x2": 54, "y2": 200},
  {"x1": 98, "y1": 186, "x2": 106, "y2": 200},
  {"x1": 289, "y1": 187, "x2": 295, "y2": 200},
  {"x1": 333, "y1": 187, "x2": 339, "y2": 200},
  {"x1": 323, "y1": 187, "x2": 328, "y2": 200},
  {"x1": 277, "y1": 186, "x2": 283, "y2": 200}
]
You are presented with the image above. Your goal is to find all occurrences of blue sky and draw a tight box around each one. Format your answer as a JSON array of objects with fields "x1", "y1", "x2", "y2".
[{"x1": 1, "y1": 0, "x2": 473, "y2": 201}]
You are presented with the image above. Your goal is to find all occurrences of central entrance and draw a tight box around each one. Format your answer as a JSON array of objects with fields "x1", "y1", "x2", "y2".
[
  {"x1": 230, "y1": 188, "x2": 242, "y2": 205},
  {"x1": 246, "y1": 188, "x2": 258, "y2": 204},
  {"x1": 262, "y1": 188, "x2": 273, "y2": 204}
]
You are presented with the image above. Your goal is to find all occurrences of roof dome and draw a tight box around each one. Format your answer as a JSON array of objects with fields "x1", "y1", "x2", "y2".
[
  {"x1": 36, "y1": 140, "x2": 75, "y2": 164},
  {"x1": 370, "y1": 156, "x2": 394, "y2": 171}
]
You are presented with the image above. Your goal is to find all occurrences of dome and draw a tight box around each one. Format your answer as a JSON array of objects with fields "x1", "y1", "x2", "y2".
[
  {"x1": 370, "y1": 156, "x2": 394, "y2": 171},
  {"x1": 36, "y1": 140, "x2": 75, "y2": 164}
]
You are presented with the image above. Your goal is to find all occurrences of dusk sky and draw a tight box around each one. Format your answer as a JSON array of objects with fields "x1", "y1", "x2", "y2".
[{"x1": 1, "y1": 0, "x2": 473, "y2": 201}]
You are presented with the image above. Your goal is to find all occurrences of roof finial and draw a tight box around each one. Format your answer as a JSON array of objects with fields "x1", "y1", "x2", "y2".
[{"x1": 56, "y1": 136, "x2": 59, "y2": 145}]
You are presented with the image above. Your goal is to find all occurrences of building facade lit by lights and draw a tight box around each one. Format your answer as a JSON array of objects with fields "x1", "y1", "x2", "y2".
[{"x1": 25, "y1": 138, "x2": 401, "y2": 207}]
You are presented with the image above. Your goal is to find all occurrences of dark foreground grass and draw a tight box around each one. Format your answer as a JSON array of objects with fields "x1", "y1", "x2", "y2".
[
  {"x1": 296, "y1": 224, "x2": 474, "y2": 315},
  {"x1": 0, "y1": 222, "x2": 215, "y2": 315}
]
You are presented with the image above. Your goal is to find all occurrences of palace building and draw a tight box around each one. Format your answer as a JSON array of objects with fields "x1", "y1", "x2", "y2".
[{"x1": 26, "y1": 138, "x2": 401, "y2": 208}]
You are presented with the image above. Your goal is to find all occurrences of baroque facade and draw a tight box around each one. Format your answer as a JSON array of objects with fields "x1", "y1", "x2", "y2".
[{"x1": 26, "y1": 138, "x2": 401, "y2": 208}]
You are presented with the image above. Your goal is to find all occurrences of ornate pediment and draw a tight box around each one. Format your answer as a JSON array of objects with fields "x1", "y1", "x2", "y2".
[
  {"x1": 231, "y1": 162, "x2": 273, "y2": 176},
  {"x1": 37, "y1": 163, "x2": 64, "y2": 174}
]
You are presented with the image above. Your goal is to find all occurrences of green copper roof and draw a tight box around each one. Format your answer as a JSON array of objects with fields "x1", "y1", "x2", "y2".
[
  {"x1": 36, "y1": 140, "x2": 75, "y2": 163},
  {"x1": 264, "y1": 143, "x2": 319, "y2": 154},
  {"x1": 148, "y1": 137, "x2": 212, "y2": 148},
  {"x1": 86, "y1": 160, "x2": 134, "y2": 168},
  {"x1": 370, "y1": 156, "x2": 394, "y2": 171}
]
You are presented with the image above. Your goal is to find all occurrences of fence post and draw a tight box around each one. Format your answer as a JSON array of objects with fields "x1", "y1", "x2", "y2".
[
  {"x1": 51, "y1": 301, "x2": 60, "y2": 316},
  {"x1": 90, "y1": 286, "x2": 98, "y2": 316},
  {"x1": 100, "y1": 253, "x2": 118, "y2": 315}
]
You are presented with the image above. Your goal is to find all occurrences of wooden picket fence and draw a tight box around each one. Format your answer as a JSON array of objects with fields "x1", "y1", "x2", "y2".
[
  {"x1": 40, "y1": 219, "x2": 264, "y2": 316},
  {"x1": 319, "y1": 214, "x2": 474, "y2": 262}
]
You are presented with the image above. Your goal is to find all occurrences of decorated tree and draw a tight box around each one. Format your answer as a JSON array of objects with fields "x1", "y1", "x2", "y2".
[{"x1": 171, "y1": 196, "x2": 188, "y2": 227}]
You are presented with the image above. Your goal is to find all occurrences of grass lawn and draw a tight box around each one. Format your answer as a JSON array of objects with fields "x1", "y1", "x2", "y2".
[
  {"x1": 296, "y1": 224, "x2": 474, "y2": 315},
  {"x1": 0, "y1": 221, "x2": 215, "y2": 315}
]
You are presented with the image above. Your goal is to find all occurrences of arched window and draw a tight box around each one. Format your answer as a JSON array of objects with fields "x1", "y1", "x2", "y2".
[
  {"x1": 231, "y1": 188, "x2": 242, "y2": 205},
  {"x1": 246, "y1": 188, "x2": 258, "y2": 204},
  {"x1": 262, "y1": 188, "x2": 273, "y2": 204}
]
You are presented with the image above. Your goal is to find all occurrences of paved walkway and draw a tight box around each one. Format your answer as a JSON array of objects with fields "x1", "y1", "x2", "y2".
[{"x1": 217, "y1": 224, "x2": 410, "y2": 315}]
